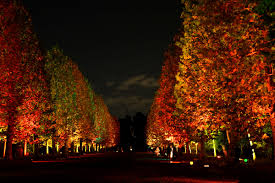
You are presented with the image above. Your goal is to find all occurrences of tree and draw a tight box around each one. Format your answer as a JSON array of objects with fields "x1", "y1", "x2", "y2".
[
  {"x1": 175, "y1": 0, "x2": 273, "y2": 160},
  {"x1": 146, "y1": 46, "x2": 180, "y2": 148},
  {"x1": 45, "y1": 46, "x2": 78, "y2": 156},
  {"x1": 72, "y1": 63, "x2": 96, "y2": 153},
  {"x1": 0, "y1": 0, "x2": 48, "y2": 159}
]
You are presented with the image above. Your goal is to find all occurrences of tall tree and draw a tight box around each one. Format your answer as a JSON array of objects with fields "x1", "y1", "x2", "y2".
[
  {"x1": 0, "y1": 0, "x2": 48, "y2": 159},
  {"x1": 45, "y1": 46, "x2": 78, "y2": 156},
  {"x1": 146, "y1": 46, "x2": 180, "y2": 148},
  {"x1": 175, "y1": 0, "x2": 273, "y2": 159}
]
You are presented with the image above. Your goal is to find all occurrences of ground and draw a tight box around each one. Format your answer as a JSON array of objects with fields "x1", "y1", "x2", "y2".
[{"x1": 0, "y1": 152, "x2": 274, "y2": 182}]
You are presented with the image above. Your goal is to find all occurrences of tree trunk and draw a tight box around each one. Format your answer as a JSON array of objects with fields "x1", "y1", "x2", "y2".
[
  {"x1": 46, "y1": 139, "x2": 49, "y2": 155},
  {"x1": 52, "y1": 134, "x2": 57, "y2": 156},
  {"x1": 227, "y1": 130, "x2": 239, "y2": 163},
  {"x1": 213, "y1": 139, "x2": 217, "y2": 157},
  {"x1": 80, "y1": 138, "x2": 83, "y2": 155},
  {"x1": 64, "y1": 136, "x2": 69, "y2": 157},
  {"x1": 222, "y1": 145, "x2": 228, "y2": 157},
  {"x1": 200, "y1": 135, "x2": 205, "y2": 160},
  {"x1": 71, "y1": 141, "x2": 75, "y2": 153},
  {"x1": 56, "y1": 143, "x2": 59, "y2": 153},
  {"x1": 5, "y1": 123, "x2": 15, "y2": 160},
  {"x1": 33, "y1": 135, "x2": 39, "y2": 158},
  {"x1": 186, "y1": 141, "x2": 190, "y2": 155},
  {"x1": 24, "y1": 140, "x2": 27, "y2": 156},
  {"x1": 226, "y1": 130, "x2": 231, "y2": 145},
  {"x1": 3, "y1": 138, "x2": 7, "y2": 158}
]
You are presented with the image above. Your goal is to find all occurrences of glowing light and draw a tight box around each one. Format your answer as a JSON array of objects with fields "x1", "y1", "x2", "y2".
[
  {"x1": 244, "y1": 159, "x2": 248, "y2": 163},
  {"x1": 190, "y1": 161, "x2": 194, "y2": 165},
  {"x1": 213, "y1": 139, "x2": 216, "y2": 157},
  {"x1": 3, "y1": 138, "x2": 6, "y2": 158},
  {"x1": 24, "y1": 140, "x2": 27, "y2": 156},
  {"x1": 76, "y1": 144, "x2": 79, "y2": 153},
  {"x1": 46, "y1": 140, "x2": 49, "y2": 155},
  {"x1": 204, "y1": 164, "x2": 209, "y2": 168},
  {"x1": 170, "y1": 161, "x2": 181, "y2": 164},
  {"x1": 252, "y1": 149, "x2": 256, "y2": 161}
]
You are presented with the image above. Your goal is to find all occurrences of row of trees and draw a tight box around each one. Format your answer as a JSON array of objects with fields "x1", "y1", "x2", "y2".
[
  {"x1": 0, "y1": 0, "x2": 119, "y2": 160},
  {"x1": 146, "y1": 0, "x2": 274, "y2": 160}
]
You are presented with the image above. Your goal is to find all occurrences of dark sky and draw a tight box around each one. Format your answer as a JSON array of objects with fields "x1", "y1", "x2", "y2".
[{"x1": 22, "y1": 0, "x2": 182, "y2": 118}]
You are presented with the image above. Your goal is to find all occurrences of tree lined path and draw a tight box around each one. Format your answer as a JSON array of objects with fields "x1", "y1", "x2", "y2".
[{"x1": 0, "y1": 152, "x2": 274, "y2": 182}]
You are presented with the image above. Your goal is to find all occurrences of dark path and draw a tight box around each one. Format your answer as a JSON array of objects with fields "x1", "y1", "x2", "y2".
[{"x1": 0, "y1": 152, "x2": 274, "y2": 182}]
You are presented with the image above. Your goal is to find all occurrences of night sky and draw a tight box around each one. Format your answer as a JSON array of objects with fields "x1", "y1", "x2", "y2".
[{"x1": 22, "y1": 0, "x2": 182, "y2": 118}]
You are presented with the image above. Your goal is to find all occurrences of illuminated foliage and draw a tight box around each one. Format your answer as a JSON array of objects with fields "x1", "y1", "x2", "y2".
[
  {"x1": 45, "y1": 46, "x2": 119, "y2": 153},
  {"x1": 0, "y1": 0, "x2": 49, "y2": 159},
  {"x1": 72, "y1": 63, "x2": 96, "y2": 143},
  {"x1": 45, "y1": 46, "x2": 78, "y2": 151},
  {"x1": 177, "y1": 0, "x2": 272, "y2": 157},
  {"x1": 147, "y1": 0, "x2": 273, "y2": 160},
  {"x1": 146, "y1": 46, "x2": 180, "y2": 147}
]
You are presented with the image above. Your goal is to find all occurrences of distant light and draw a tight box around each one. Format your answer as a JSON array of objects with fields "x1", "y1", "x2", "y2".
[
  {"x1": 244, "y1": 159, "x2": 248, "y2": 163},
  {"x1": 170, "y1": 161, "x2": 181, "y2": 164},
  {"x1": 204, "y1": 164, "x2": 209, "y2": 168},
  {"x1": 190, "y1": 161, "x2": 194, "y2": 166},
  {"x1": 217, "y1": 155, "x2": 221, "y2": 159}
]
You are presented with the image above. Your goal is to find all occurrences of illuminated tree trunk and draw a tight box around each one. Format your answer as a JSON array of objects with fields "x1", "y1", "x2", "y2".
[
  {"x1": 3, "y1": 138, "x2": 7, "y2": 158},
  {"x1": 185, "y1": 141, "x2": 190, "y2": 155},
  {"x1": 24, "y1": 140, "x2": 27, "y2": 156},
  {"x1": 56, "y1": 143, "x2": 59, "y2": 153},
  {"x1": 226, "y1": 130, "x2": 231, "y2": 145},
  {"x1": 46, "y1": 139, "x2": 49, "y2": 155},
  {"x1": 213, "y1": 139, "x2": 216, "y2": 157},
  {"x1": 222, "y1": 145, "x2": 228, "y2": 158}
]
